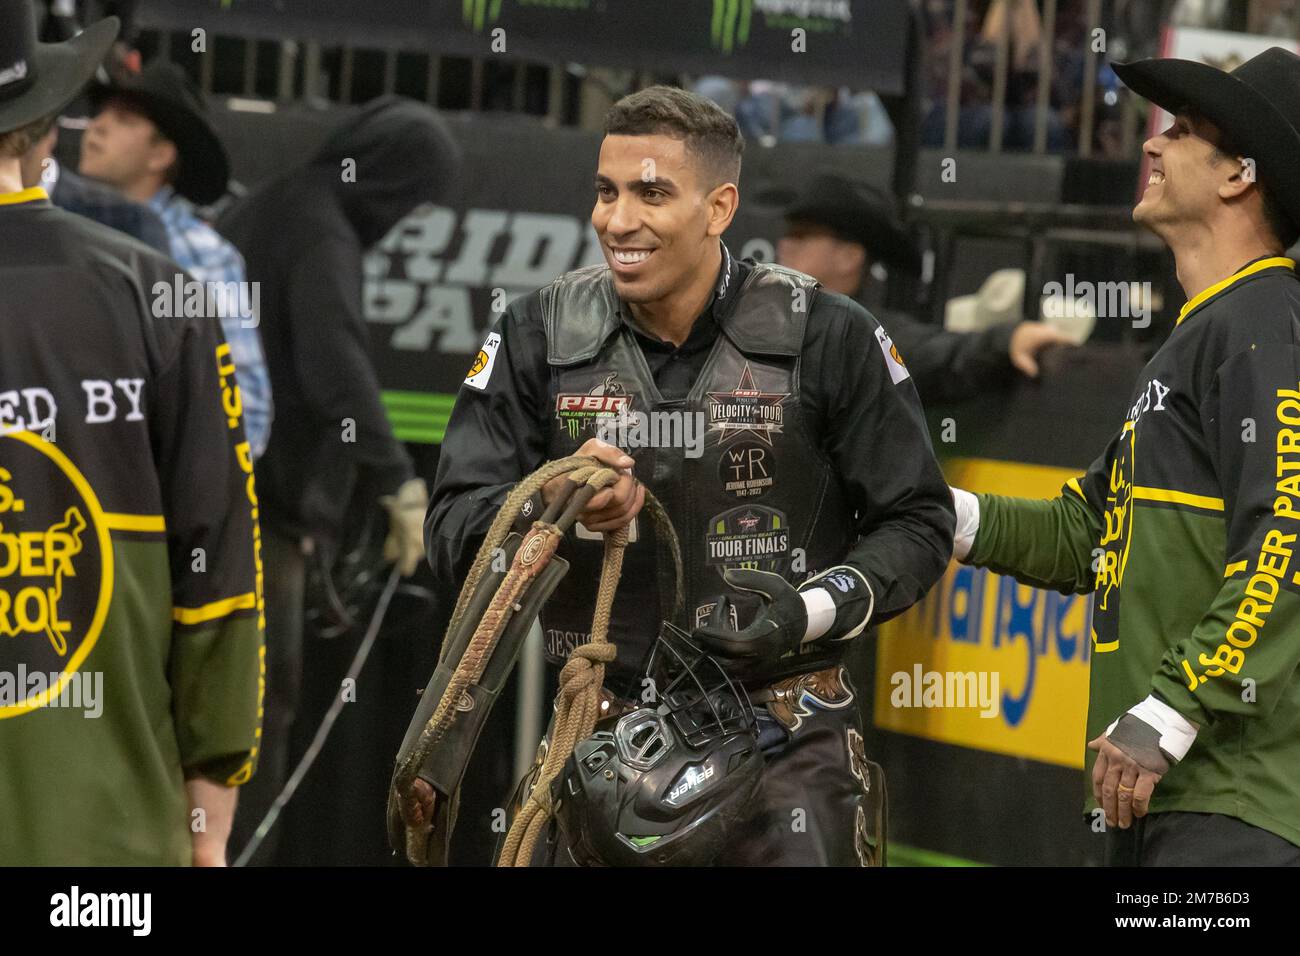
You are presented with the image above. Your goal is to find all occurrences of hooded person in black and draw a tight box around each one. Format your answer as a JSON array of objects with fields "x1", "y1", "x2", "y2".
[{"x1": 218, "y1": 96, "x2": 460, "y2": 862}]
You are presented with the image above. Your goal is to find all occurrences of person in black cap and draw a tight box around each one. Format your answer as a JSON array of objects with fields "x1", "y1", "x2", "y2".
[
  {"x1": 77, "y1": 58, "x2": 273, "y2": 460},
  {"x1": 778, "y1": 171, "x2": 1073, "y2": 402},
  {"x1": 952, "y1": 48, "x2": 1300, "y2": 865},
  {"x1": 19, "y1": 120, "x2": 170, "y2": 252},
  {"x1": 0, "y1": 0, "x2": 263, "y2": 865}
]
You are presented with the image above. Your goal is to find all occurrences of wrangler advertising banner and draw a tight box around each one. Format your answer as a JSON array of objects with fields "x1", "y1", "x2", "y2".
[
  {"x1": 136, "y1": 0, "x2": 910, "y2": 93},
  {"x1": 874, "y1": 458, "x2": 1094, "y2": 771}
]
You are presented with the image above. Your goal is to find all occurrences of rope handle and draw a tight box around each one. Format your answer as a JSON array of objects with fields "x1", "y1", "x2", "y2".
[{"x1": 393, "y1": 456, "x2": 682, "y2": 866}]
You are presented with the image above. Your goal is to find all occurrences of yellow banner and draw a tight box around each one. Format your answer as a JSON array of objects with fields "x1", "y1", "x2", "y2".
[{"x1": 873, "y1": 458, "x2": 1093, "y2": 768}]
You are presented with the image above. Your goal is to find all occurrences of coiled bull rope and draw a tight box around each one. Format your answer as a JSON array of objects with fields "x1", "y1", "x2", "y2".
[{"x1": 392, "y1": 455, "x2": 681, "y2": 866}]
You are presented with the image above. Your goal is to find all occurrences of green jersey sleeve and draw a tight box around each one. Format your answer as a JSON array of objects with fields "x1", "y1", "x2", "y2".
[{"x1": 966, "y1": 436, "x2": 1114, "y2": 594}]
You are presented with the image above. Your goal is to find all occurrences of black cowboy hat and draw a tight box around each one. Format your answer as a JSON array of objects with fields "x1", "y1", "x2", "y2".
[
  {"x1": 780, "y1": 171, "x2": 922, "y2": 275},
  {"x1": 89, "y1": 60, "x2": 229, "y2": 205},
  {"x1": 1113, "y1": 47, "x2": 1300, "y2": 233},
  {"x1": 0, "y1": 2, "x2": 117, "y2": 135}
]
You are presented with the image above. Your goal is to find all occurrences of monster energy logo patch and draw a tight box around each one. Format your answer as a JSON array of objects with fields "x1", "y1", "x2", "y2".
[
  {"x1": 705, "y1": 505, "x2": 789, "y2": 572},
  {"x1": 711, "y1": 0, "x2": 852, "y2": 52}
]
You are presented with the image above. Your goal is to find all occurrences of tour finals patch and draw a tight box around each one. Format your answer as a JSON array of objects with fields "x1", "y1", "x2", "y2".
[
  {"x1": 0, "y1": 431, "x2": 112, "y2": 717},
  {"x1": 705, "y1": 505, "x2": 790, "y2": 574},
  {"x1": 707, "y1": 363, "x2": 789, "y2": 445}
]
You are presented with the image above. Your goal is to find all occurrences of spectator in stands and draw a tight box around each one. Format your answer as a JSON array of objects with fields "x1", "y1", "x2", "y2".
[
  {"x1": 78, "y1": 59, "x2": 273, "y2": 458},
  {"x1": 778, "y1": 172, "x2": 1074, "y2": 402},
  {"x1": 921, "y1": 0, "x2": 1070, "y2": 151},
  {"x1": 19, "y1": 122, "x2": 169, "y2": 252}
]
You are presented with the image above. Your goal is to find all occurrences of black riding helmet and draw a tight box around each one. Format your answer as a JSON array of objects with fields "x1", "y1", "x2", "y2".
[{"x1": 556, "y1": 624, "x2": 764, "y2": 866}]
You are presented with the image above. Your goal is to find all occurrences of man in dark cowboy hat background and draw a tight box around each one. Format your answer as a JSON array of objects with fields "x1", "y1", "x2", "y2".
[
  {"x1": 777, "y1": 171, "x2": 1075, "y2": 402},
  {"x1": 951, "y1": 47, "x2": 1300, "y2": 865},
  {"x1": 0, "y1": 0, "x2": 263, "y2": 865},
  {"x1": 77, "y1": 58, "x2": 274, "y2": 460},
  {"x1": 426, "y1": 85, "x2": 954, "y2": 865}
]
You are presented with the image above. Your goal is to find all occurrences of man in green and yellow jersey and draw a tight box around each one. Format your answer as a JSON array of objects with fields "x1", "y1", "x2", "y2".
[
  {"x1": 0, "y1": 4, "x2": 263, "y2": 865},
  {"x1": 953, "y1": 48, "x2": 1300, "y2": 866}
]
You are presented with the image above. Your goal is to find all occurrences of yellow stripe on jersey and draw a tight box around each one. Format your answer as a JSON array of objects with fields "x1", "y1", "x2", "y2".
[
  {"x1": 1132, "y1": 486, "x2": 1225, "y2": 512},
  {"x1": 0, "y1": 186, "x2": 49, "y2": 206},
  {"x1": 1177, "y1": 257, "x2": 1296, "y2": 326},
  {"x1": 104, "y1": 512, "x2": 166, "y2": 533},
  {"x1": 173, "y1": 592, "x2": 257, "y2": 625}
]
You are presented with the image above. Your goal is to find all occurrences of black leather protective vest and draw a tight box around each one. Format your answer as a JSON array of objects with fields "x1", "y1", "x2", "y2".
[{"x1": 539, "y1": 262, "x2": 857, "y2": 683}]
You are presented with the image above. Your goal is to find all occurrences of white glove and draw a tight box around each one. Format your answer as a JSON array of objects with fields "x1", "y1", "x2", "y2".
[
  {"x1": 381, "y1": 477, "x2": 429, "y2": 577},
  {"x1": 951, "y1": 486, "x2": 980, "y2": 561}
]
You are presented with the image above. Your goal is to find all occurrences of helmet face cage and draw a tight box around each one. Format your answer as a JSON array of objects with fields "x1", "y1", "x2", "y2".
[
  {"x1": 645, "y1": 623, "x2": 756, "y2": 748},
  {"x1": 556, "y1": 623, "x2": 765, "y2": 866}
]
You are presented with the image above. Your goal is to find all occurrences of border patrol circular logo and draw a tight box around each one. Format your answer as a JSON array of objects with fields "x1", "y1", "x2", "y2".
[{"x1": 0, "y1": 432, "x2": 112, "y2": 718}]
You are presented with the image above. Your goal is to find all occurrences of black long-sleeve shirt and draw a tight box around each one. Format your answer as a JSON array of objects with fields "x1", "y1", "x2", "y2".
[{"x1": 427, "y1": 253, "x2": 954, "y2": 629}]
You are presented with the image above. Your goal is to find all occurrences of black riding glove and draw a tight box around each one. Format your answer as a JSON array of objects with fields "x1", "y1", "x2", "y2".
[
  {"x1": 692, "y1": 569, "x2": 807, "y2": 661},
  {"x1": 691, "y1": 566, "x2": 876, "y2": 664}
]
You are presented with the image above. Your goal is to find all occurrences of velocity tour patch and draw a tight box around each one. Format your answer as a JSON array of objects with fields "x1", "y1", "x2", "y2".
[
  {"x1": 463, "y1": 331, "x2": 502, "y2": 390},
  {"x1": 874, "y1": 326, "x2": 910, "y2": 384},
  {"x1": 707, "y1": 363, "x2": 789, "y2": 445}
]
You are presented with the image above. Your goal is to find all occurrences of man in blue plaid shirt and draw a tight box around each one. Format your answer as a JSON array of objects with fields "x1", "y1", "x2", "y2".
[{"x1": 78, "y1": 60, "x2": 272, "y2": 458}]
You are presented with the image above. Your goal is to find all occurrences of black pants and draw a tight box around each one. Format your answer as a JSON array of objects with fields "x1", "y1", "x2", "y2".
[
  {"x1": 527, "y1": 664, "x2": 884, "y2": 867},
  {"x1": 716, "y1": 698, "x2": 883, "y2": 866},
  {"x1": 228, "y1": 530, "x2": 305, "y2": 865},
  {"x1": 1105, "y1": 811, "x2": 1300, "y2": 866}
]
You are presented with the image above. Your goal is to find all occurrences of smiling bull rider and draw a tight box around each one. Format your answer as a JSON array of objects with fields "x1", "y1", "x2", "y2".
[{"x1": 425, "y1": 86, "x2": 955, "y2": 866}]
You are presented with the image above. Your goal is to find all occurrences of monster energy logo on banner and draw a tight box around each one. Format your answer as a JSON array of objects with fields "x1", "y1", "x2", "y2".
[
  {"x1": 712, "y1": 0, "x2": 853, "y2": 52},
  {"x1": 463, "y1": 0, "x2": 592, "y2": 32},
  {"x1": 463, "y1": 0, "x2": 505, "y2": 29},
  {"x1": 712, "y1": 0, "x2": 755, "y2": 53}
]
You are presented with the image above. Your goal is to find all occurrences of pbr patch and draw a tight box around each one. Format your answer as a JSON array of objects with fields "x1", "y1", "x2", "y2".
[
  {"x1": 0, "y1": 431, "x2": 112, "y2": 718},
  {"x1": 874, "y1": 326, "x2": 910, "y2": 385},
  {"x1": 464, "y1": 331, "x2": 502, "y2": 390},
  {"x1": 705, "y1": 505, "x2": 789, "y2": 574},
  {"x1": 717, "y1": 441, "x2": 775, "y2": 499},
  {"x1": 707, "y1": 363, "x2": 789, "y2": 445},
  {"x1": 555, "y1": 373, "x2": 633, "y2": 441}
]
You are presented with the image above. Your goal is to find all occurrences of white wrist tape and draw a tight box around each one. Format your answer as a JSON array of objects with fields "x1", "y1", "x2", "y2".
[
  {"x1": 798, "y1": 566, "x2": 874, "y2": 643},
  {"x1": 1106, "y1": 695, "x2": 1200, "y2": 763},
  {"x1": 801, "y1": 588, "x2": 837, "y2": 643},
  {"x1": 951, "y1": 486, "x2": 980, "y2": 562}
]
